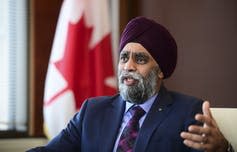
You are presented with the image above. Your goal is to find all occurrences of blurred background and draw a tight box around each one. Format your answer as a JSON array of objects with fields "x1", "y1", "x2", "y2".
[{"x1": 0, "y1": 0, "x2": 236, "y2": 151}]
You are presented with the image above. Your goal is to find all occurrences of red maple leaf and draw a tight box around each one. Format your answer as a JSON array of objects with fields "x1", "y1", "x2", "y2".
[
  {"x1": 54, "y1": 15, "x2": 93, "y2": 109},
  {"x1": 53, "y1": 15, "x2": 116, "y2": 109}
]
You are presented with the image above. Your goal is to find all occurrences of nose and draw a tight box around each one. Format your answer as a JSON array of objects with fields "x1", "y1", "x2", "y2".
[{"x1": 124, "y1": 58, "x2": 136, "y2": 72}]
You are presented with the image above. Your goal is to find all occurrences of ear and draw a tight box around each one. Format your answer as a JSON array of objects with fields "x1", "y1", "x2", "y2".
[{"x1": 158, "y1": 71, "x2": 164, "y2": 79}]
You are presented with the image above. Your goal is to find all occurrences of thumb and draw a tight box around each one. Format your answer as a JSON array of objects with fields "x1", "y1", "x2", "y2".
[
  {"x1": 203, "y1": 101, "x2": 212, "y2": 118},
  {"x1": 202, "y1": 101, "x2": 219, "y2": 127}
]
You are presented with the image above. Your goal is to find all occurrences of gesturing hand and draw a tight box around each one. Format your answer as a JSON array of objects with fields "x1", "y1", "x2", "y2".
[{"x1": 180, "y1": 101, "x2": 229, "y2": 152}]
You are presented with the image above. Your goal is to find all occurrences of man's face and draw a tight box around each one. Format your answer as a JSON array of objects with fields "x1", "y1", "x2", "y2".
[{"x1": 118, "y1": 42, "x2": 164, "y2": 104}]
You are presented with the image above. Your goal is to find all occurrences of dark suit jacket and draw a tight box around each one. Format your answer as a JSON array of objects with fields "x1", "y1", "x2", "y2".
[{"x1": 27, "y1": 86, "x2": 203, "y2": 152}]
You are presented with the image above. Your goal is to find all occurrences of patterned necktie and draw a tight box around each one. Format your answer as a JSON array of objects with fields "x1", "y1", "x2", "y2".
[{"x1": 116, "y1": 106, "x2": 146, "y2": 152}]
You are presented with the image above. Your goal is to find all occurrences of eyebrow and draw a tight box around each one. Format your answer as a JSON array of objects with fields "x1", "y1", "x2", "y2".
[
  {"x1": 120, "y1": 51, "x2": 130, "y2": 56},
  {"x1": 120, "y1": 50, "x2": 150, "y2": 56},
  {"x1": 134, "y1": 52, "x2": 149, "y2": 58}
]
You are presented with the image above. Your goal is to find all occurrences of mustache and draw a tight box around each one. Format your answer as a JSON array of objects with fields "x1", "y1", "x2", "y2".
[{"x1": 119, "y1": 71, "x2": 142, "y2": 82}]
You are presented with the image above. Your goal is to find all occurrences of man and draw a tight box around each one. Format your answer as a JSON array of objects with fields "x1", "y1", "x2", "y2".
[{"x1": 28, "y1": 16, "x2": 234, "y2": 152}]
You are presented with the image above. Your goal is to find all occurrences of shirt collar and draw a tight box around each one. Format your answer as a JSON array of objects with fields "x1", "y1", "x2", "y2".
[{"x1": 125, "y1": 93, "x2": 158, "y2": 113}]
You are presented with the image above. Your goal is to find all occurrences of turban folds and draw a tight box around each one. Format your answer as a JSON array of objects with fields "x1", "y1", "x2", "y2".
[{"x1": 119, "y1": 16, "x2": 177, "y2": 79}]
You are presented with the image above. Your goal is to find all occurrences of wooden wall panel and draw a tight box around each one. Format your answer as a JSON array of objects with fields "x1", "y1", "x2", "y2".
[
  {"x1": 29, "y1": 0, "x2": 63, "y2": 136},
  {"x1": 140, "y1": 0, "x2": 237, "y2": 108}
]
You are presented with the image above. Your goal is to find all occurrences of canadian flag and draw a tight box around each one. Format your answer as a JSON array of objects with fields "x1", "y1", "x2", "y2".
[{"x1": 43, "y1": 0, "x2": 117, "y2": 138}]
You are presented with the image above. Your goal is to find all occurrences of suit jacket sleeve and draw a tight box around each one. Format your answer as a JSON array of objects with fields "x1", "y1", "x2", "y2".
[{"x1": 26, "y1": 100, "x2": 89, "y2": 152}]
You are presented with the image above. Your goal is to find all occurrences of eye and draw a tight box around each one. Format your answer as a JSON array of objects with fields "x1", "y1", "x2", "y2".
[
  {"x1": 136, "y1": 57, "x2": 146, "y2": 64},
  {"x1": 119, "y1": 53, "x2": 129, "y2": 63},
  {"x1": 135, "y1": 54, "x2": 148, "y2": 64}
]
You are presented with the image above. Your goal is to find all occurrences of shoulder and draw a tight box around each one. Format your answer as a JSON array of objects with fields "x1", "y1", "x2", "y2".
[
  {"x1": 72, "y1": 94, "x2": 122, "y2": 122},
  {"x1": 160, "y1": 86, "x2": 203, "y2": 112},
  {"x1": 169, "y1": 90, "x2": 203, "y2": 103},
  {"x1": 78, "y1": 94, "x2": 122, "y2": 113},
  {"x1": 87, "y1": 94, "x2": 121, "y2": 102},
  {"x1": 160, "y1": 85, "x2": 203, "y2": 104},
  {"x1": 85, "y1": 94, "x2": 121, "y2": 106},
  {"x1": 167, "y1": 90, "x2": 204, "y2": 114}
]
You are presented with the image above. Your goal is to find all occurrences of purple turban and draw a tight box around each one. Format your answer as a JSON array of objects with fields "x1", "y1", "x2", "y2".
[{"x1": 119, "y1": 16, "x2": 177, "y2": 79}]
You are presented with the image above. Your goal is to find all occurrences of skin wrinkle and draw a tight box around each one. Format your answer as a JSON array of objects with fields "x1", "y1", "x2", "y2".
[
  {"x1": 118, "y1": 66, "x2": 159, "y2": 104},
  {"x1": 118, "y1": 43, "x2": 163, "y2": 104}
]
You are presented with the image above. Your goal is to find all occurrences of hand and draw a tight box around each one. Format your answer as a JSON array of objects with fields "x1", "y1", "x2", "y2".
[{"x1": 180, "y1": 101, "x2": 229, "y2": 152}]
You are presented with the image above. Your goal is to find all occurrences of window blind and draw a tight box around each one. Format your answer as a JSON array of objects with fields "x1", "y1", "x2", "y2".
[{"x1": 0, "y1": 0, "x2": 27, "y2": 132}]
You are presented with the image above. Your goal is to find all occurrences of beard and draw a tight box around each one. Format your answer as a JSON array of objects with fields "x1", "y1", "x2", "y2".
[{"x1": 118, "y1": 66, "x2": 160, "y2": 104}]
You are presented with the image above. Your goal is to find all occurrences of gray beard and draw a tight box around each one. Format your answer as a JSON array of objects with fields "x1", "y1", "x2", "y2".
[{"x1": 118, "y1": 67, "x2": 159, "y2": 104}]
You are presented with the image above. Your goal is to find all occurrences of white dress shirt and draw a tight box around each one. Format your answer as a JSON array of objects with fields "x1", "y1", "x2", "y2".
[{"x1": 113, "y1": 94, "x2": 158, "y2": 152}]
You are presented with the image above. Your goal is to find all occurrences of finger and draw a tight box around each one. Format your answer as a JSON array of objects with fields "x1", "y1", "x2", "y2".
[
  {"x1": 195, "y1": 114, "x2": 213, "y2": 127},
  {"x1": 183, "y1": 139, "x2": 206, "y2": 151},
  {"x1": 183, "y1": 139, "x2": 214, "y2": 152},
  {"x1": 180, "y1": 132, "x2": 208, "y2": 143},
  {"x1": 202, "y1": 101, "x2": 213, "y2": 119},
  {"x1": 188, "y1": 125, "x2": 210, "y2": 135},
  {"x1": 201, "y1": 101, "x2": 219, "y2": 127}
]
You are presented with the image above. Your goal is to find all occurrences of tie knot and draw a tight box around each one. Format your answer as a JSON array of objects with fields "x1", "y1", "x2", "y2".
[{"x1": 130, "y1": 106, "x2": 145, "y2": 120}]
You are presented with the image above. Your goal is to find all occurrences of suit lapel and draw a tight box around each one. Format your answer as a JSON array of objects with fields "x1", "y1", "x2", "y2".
[
  {"x1": 99, "y1": 95, "x2": 125, "y2": 152},
  {"x1": 134, "y1": 86, "x2": 174, "y2": 152}
]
